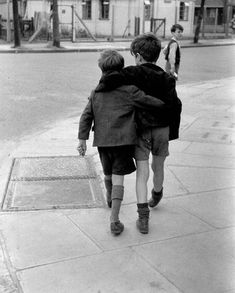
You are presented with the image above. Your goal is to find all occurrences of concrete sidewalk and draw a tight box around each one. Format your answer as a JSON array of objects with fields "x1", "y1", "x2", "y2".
[
  {"x1": 0, "y1": 36, "x2": 235, "y2": 53},
  {"x1": 0, "y1": 75, "x2": 235, "y2": 292}
]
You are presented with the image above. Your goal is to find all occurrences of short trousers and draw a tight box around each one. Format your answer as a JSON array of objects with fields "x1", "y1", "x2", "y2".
[
  {"x1": 134, "y1": 126, "x2": 169, "y2": 161},
  {"x1": 98, "y1": 145, "x2": 136, "y2": 176}
]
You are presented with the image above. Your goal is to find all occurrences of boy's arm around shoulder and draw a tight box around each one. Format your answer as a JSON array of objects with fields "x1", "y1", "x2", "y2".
[
  {"x1": 122, "y1": 66, "x2": 168, "y2": 107},
  {"x1": 130, "y1": 86, "x2": 168, "y2": 110}
]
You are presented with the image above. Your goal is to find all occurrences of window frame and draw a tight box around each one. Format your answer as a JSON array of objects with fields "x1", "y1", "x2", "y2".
[
  {"x1": 179, "y1": 1, "x2": 189, "y2": 21},
  {"x1": 99, "y1": 0, "x2": 110, "y2": 20},
  {"x1": 82, "y1": 0, "x2": 92, "y2": 20}
]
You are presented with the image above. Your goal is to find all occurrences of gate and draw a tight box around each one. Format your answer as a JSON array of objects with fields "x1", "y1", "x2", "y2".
[{"x1": 150, "y1": 18, "x2": 166, "y2": 38}]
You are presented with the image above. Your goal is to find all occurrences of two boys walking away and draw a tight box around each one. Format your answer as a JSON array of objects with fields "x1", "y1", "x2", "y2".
[{"x1": 78, "y1": 33, "x2": 181, "y2": 236}]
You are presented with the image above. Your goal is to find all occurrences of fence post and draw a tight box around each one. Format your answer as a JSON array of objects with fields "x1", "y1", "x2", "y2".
[
  {"x1": 163, "y1": 18, "x2": 166, "y2": 38},
  {"x1": 71, "y1": 5, "x2": 75, "y2": 42},
  {"x1": 110, "y1": 5, "x2": 114, "y2": 41},
  {"x1": 7, "y1": 0, "x2": 11, "y2": 42},
  {"x1": 0, "y1": 15, "x2": 2, "y2": 38}
]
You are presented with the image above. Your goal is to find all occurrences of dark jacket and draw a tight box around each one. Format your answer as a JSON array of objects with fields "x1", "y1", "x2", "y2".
[
  {"x1": 121, "y1": 63, "x2": 182, "y2": 140},
  {"x1": 78, "y1": 71, "x2": 167, "y2": 147}
]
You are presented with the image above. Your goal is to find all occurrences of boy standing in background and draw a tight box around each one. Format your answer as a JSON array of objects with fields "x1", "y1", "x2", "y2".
[{"x1": 164, "y1": 24, "x2": 184, "y2": 80}]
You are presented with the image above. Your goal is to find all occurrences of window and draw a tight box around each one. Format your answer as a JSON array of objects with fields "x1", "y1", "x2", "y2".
[
  {"x1": 99, "y1": 0, "x2": 109, "y2": 20},
  {"x1": 179, "y1": 2, "x2": 189, "y2": 21},
  {"x1": 205, "y1": 8, "x2": 224, "y2": 25},
  {"x1": 82, "y1": 0, "x2": 92, "y2": 20},
  {"x1": 217, "y1": 8, "x2": 223, "y2": 25}
]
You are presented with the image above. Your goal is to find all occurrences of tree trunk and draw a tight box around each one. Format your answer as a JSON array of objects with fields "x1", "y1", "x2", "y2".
[
  {"x1": 12, "y1": 0, "x2": 21, "y2": 47},
  {"x1": 194, "y1": 0, "x2": 206, "y2": 43},
  {"x1": 52, "y1": 0, "x2": 60, "y2": 47}
]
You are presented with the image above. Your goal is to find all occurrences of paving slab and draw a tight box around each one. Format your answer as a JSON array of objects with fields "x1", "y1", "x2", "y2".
[
  {"x1": 67, "y1": 203, "x2": 212, "y2": 250},
  {"x1": 166, "y1": 152, "x2": 235, "y2": 169},
  {"x1": 184, "y1": 141, "x2": 235, "y2": 157},
  {"x1": 133, "y1": 228, "x2": 235, "y2": 293},
  {"x1": 0, "y1": 212, "x2": 101, "y2": 269},
  {"x1": 169, "y1": 140, "x2": 192, "y2": 153},
  {"x1": 172, "y1": 188, "x2": 235, "y2": 228},
  {"x1": 168, "y1": 165, "x2": 235, "y2": 193},
  {"x1": 17, "y1": 248, "x2": 182, "y2": 293}
]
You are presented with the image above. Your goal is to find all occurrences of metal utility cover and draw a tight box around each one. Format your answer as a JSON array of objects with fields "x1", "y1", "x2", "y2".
[{"x1": 2, "y1": 156, "x2": 105, "y2": 211}]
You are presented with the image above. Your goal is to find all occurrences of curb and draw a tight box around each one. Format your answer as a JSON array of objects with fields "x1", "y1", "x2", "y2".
[{"x1": 0, "y1": 41, "x2": 235, "y2": 54}]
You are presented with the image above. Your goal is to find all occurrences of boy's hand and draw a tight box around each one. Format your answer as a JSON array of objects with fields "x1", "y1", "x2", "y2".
[
  {"x1": 77, "y1": 140, "x2": 87, "y2": 156},
  {"x1": 170, "y1": 71, "x2": 178, "y2": 81}
]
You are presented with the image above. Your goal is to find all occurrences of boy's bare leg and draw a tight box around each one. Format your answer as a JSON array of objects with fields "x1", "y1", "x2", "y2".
[
  {"x1": 149, "y1": 155, "x2": 166, "y2": 208},
  {"x1": 151, "y1": 155, "x2": 166, "y2": 192},
  {"x1": 136, "y1": 160, "x2": 149, "y2": 203}
]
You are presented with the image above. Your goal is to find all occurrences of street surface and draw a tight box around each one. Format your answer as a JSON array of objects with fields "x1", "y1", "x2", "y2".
[
  {"x1": 0, "y1": 43, "x2": 235, "y2": 293},
  {"x1": 0, "y1": 46, "x2": 234, "y2": 144}
]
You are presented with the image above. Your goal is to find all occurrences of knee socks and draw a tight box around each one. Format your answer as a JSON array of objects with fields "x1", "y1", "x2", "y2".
[
  {"x1": 110, "y1": 185, "x2": 124, "y2": 223},
  {"x1": 137, "y1": 203, "x2": 150, "y2": 219}
]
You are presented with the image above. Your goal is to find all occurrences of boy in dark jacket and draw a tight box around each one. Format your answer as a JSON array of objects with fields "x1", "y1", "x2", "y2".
[
  {"x1": 122, "y1": 33, "x2": 182, "y2": 234},
  {"x1": 78, "y1": 50, "x2": 167, "y2": 236}
]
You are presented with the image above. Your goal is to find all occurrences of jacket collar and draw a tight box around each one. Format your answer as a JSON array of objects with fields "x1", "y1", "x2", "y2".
[{"x1": 95, "y1": 71, "x2": 125, "y2": 92}]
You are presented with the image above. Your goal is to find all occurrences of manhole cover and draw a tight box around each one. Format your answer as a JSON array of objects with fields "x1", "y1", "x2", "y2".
[{"x1": 2, "y1": 156, "x2": 105, "y2": 211}]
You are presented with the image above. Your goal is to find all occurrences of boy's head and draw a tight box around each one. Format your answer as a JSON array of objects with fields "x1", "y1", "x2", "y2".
[
  {"x1": 171, "y1": 24, "x2": 184, "y2": 39},
  {"x1": 98, "y1": 50, "x2": 124, "y2": 73},
  {"x1": 130, "y1": 33, "x2": 161, "y2": 64}
]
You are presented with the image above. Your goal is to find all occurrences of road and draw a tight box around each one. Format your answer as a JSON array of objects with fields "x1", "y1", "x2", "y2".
[{"x1": 0, "y1": 46, "x2": 235, "y2": 144}]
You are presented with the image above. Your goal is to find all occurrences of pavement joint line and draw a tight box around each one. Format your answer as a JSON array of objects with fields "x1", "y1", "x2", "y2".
[
  {"x1": 0, "y1": 231, "x2": 24, "y2": 293},
  {"x1": 0, "y1": 158, "x2": 15, "y2": 210},
  {"x1": 173, "y1": 205, "x2": 218, "y2": 229},
  {"x1": 66, "y1": 214, "x2": 105, "y2": 251},
  {"x1": 129, "y1": 228, "x2": 218, "y2": 250},
  {"x1": 131, "y1": 246, "x2": 184, "y2": 293},
  {"x1": 14, "y1": 249, "x2": 105, "y2": 272}
]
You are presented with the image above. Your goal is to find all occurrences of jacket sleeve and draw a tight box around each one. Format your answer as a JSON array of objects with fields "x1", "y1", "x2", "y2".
[
  {"x1": 163, "y1": 74, "x2": 182, "y2": 140},
  {"x1": 78, "y1": 95, "x2": 94, "y2": 140}
]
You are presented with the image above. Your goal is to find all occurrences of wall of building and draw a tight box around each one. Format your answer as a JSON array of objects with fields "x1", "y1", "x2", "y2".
[
  {"x1": 154, "y1": 0, "x2": 195, "y2": 37},
  {"x1": 1, "y1": 0, "x2": 220, "y2": 39}
]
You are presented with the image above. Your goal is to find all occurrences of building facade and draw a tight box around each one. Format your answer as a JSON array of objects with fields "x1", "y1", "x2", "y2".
[{"x1": 1, "y1": 0, "x2": 235, "y2": 40}]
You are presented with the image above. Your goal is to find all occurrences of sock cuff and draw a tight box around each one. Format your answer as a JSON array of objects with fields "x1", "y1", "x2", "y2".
[
  {"x1": 153, "y1": 188, "x2": 163, "y2": 196},
  {"x1": 112, "y1": 185, "x2": 124, "y2": 200},
  {"x1": 137, "y1": 203, "x2": 148, "y2": 209}
]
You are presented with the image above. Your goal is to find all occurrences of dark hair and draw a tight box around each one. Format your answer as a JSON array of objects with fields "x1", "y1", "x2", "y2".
[
  {"x1": 98, "y1": 50, "x2": 124, "y2": 72},
  {"x1": 130, "y1": 33, "x2": 161, "y2": 62},
  {"x1": 171, "y1": 24, "x2": 184, "y2": 33}
]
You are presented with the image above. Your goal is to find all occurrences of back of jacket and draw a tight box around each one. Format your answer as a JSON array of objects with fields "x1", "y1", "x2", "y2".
[
  {"x1": 78, "y1": 71, "x2": 165, "y2": 147},
  {"x1": 121, "y1": 63, "x2": 182, "y2": 140}
]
